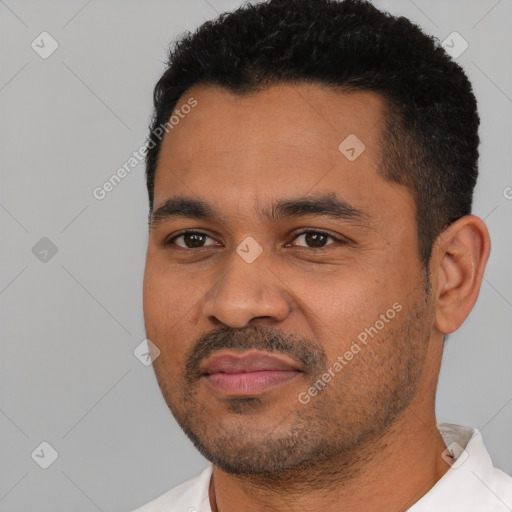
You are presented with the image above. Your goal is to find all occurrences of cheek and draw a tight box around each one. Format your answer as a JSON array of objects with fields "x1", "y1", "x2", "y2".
[
  {"x1": 300, "y1": 267, "x2": 408, "y2": 360},
  {"x1": 144, "y1": 253, "x2": 194, "y2": 317},
  {"x1": 142, "y1": 264, "x2": 197, "y2": 362}
]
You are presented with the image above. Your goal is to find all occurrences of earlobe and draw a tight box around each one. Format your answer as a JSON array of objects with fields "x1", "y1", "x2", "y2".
[{"x1": 433, "y1": 215, "x2": 491, "y2": 334}]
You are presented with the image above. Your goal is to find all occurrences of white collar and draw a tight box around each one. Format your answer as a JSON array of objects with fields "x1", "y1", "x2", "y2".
[{"x1": 407, "y1": 422, "x2": 512, "y2": 511}]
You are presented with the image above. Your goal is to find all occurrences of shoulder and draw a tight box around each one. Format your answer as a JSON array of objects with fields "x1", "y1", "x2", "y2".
[
  {"x1": 409, "y1": 423, "x2": 512, "y2": 511},
  {"x1": 130, "y1": 464, "x2": 213, "y2": 512}
]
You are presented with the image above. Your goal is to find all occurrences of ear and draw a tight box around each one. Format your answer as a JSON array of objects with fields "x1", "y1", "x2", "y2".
[{"x1": 430, "y1": 215, "x2": 491, "y2": 334}]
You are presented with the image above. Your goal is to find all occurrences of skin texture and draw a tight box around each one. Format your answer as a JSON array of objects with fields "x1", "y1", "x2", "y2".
[{"x1": 143, "y1": 83, "x2": 490, "y2": 512}]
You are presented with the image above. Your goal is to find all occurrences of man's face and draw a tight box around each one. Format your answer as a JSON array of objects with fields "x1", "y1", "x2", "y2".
[{"x1": 143, "y1": 83, "x2": 436, "y2": 475}]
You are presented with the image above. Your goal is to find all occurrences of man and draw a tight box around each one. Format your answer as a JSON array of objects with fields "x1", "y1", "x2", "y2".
[{"x1": 134, "y1": 0, "x2": 512, "y2": 510}]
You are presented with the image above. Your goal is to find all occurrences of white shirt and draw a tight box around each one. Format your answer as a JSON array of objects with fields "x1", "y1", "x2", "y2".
[{"x1": 131, "y1": 422, "x2": 512, "y2": 512}]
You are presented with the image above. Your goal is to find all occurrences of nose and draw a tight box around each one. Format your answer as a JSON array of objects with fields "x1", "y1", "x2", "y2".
[{"x1": 202, "y1": 248, "x2": 291, "y2": 328}]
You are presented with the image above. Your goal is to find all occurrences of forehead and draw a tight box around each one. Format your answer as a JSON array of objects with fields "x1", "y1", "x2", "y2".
[
  {"x1": 153, "y1": 83, "x2": 412, "y2": 224},
  {"x1": 156, "y1": 82, "x2": 386, "y2": 168}
]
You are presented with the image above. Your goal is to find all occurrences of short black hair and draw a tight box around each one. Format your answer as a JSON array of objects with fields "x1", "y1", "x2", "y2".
[{"x1": 145, "y1": 0, "x2": 479, "y2": 265}]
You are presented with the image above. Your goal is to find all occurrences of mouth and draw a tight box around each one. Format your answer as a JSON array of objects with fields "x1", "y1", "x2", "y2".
[{"x1": 199, "y1": 350, "x2": 303, "y2": 396}]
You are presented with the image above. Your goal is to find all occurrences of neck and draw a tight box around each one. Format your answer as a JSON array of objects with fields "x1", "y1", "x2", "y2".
[{"x1": 209, "y1": 405, "x2": 450, "y2": 512}]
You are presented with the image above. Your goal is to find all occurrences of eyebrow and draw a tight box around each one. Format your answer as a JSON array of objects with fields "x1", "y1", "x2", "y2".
[{"x1": 150, "y1": 193, "x2": 368, "y2": 227}]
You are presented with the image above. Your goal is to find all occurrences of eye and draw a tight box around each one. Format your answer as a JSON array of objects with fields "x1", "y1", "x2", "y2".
[
  {"x1": 289, "y1": 230, "x2": 341, "y2": 249},
  {"x1": 166, "y1": 231, "x2": 218, "y2": 249},
  {"x1": 164, "y1": 229, "x2": 345, "y2": 250}
]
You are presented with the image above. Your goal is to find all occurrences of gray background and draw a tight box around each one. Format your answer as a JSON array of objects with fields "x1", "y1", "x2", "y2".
[{"x1": 1, "y1": 0, "x2": 511, "y2": 510}]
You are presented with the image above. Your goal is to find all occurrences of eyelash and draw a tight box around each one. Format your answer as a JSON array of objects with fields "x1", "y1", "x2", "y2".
[{"x1": 164, "y1": 229, "x2": 345, "y2": 250}]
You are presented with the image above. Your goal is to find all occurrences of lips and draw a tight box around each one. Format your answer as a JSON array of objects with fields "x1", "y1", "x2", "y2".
[
  {"x1": 200, "y1": 351, "x2": 303, "y2": 396},
  {"x1": 201, "y1": 351, "x2": 301, "y2": 374}
]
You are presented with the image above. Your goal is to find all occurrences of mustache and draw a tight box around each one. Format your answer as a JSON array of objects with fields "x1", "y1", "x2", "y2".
[{"x1": 185, "y1": 325, "x2": 327, "y2": 383}]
